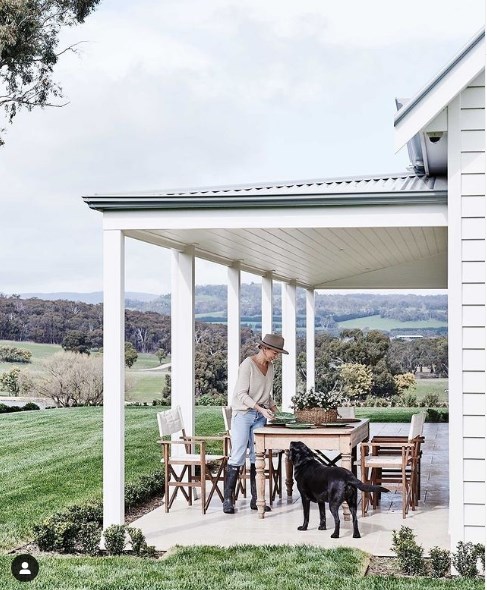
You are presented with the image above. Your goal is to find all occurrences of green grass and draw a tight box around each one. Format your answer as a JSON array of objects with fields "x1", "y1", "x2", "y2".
[
  {"x1": 354, "y1": 407, "x2": 442, "y2": 422},
  {"x1": 0, "y1": 406, "x2": 225, "y2": 551},
  {"x1": 413, "y1": 379, "x2": 448, "y2": 402},
  {"x1": 0, "y1": 547, "x2": 482, "y2": 590},
  {"x1": 337, "y1": 315, "x2": 447, "y2": 331},
  {"x1": 0, "y1": 340, "x2": 62, "y2": 383}
]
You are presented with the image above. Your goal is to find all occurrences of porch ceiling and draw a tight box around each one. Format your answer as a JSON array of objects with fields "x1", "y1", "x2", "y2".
[{"x1": 125, "y1": 226, "x2": 448, "y2": 290}]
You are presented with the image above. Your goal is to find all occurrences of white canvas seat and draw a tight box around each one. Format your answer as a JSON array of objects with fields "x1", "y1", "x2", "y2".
[
  {"x1": 360, "y1": 412, "x2": 426, "y2": 518},
  {"x1": 157, "y1": 406, "x2": 228, "y2": 514}
]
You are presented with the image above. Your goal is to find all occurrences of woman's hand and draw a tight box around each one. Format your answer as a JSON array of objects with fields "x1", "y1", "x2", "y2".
[{"x1": 256, "y1": 405, "x2": 274, "y2": 420}]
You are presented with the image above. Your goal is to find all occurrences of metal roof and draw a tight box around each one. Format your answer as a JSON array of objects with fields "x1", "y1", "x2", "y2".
[
  {"x1": 83, "y1": 173, "x2": 447, "y2": 211},
  {"x1": 395, "y1": 28, "x2": 485, "y2": 126}
]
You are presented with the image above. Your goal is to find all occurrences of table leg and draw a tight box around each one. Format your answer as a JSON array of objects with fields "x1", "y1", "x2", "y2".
[
  {"x1": 341, "y1": 452, "x2": 352, "y2": 521},
  {"x1": 285, "y1": 450, "x2": 294, "y2": 500},
  {"x1": 255, "y1": 451, "x2": 266, "y2": 519}
]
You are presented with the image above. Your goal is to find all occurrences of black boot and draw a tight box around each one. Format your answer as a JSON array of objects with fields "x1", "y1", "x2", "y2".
[
  {"x1": 250, "y1": 463, "x2": 271, "y2": 511},
  {"x1": 222, "y1": 464, "x2": 240, "y2": 514}
]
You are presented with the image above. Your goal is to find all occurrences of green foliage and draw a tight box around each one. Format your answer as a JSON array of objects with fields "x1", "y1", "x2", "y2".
[
  {"x1": 0, "y1": 366, "x2": 20, "y2": 394},
  {"x1": 196, "y1": 393, "x2": 227, "y2": 406},
  {"x1": 103, "y1": 525, "x2": 127, "y2": 556},
  {"x1": 22, "y1": 402, "x2": 40, "y2": 410},
  {"x1": 473, "y1": 543, "x2": 485, "y2": 572},
  {"x1": 104, "y1": 525, "x2": 154, "y2": 557},
  {"x1": 338, "y1": 362, "x2": 373, "y2": 398},
  {"x1": 426, "y1": 408, "x2": 449, "y2": 422},
  {"x1": 391, "y1": 526, "x2": 425, "y2": 576},
  {"x1": 399, "y1": 391, "x2": 418, "y2": 407},
  {"x1": 0, "y1": 344, "x2": 31, "y2": 362},
  {"x1": 78, "y1": 522, "x2": 102, "y2": 556},
  {"x1": 0, "y1": 0, "x2": 101, "y2": 145},
  {"x1": 452, "y1": 542, "x2": 480, "y2": 577},
  {"x1": 430, "y1": 546, "x2": 451, "y2": 578},
  {"x1": 62, "y1": 330, "x2": 91, "y2": 354},
  {"x1": 124, "y1": 341, "x2": 138, "y2": 368},
  {"x1": 420, "y1": 392, "x2": 441, "y2": 407},
  {"x1": 291, "y1": 386, "x2": 347, "y2": 411},
  {"x1": 156, "y1": 348, "x2": 166, "y2": 363},
  {"x1": 125, "y1": 471, "x2": 164, "y2": 511},
  {"x1": 394, "y1": 372, "x2": 416, "y2": 393}
]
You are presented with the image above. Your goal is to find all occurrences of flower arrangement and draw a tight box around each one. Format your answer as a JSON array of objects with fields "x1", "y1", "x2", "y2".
[{"x1": 291, "y1": 386, "x2": 347, "y2": 411}]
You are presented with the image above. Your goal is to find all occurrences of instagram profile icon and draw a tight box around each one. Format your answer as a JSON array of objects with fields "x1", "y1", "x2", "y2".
[{"x1": 11, "y1": 554, "x2": 39, "y2": 582}]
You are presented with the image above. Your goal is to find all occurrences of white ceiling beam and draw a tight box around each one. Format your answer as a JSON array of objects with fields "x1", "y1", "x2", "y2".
[{"x1": 105, "y1": 204, "x2": 447, "y2": 231}]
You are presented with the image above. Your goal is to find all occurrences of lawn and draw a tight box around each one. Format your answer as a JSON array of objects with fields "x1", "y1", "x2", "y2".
[
  {"x1": 0, "y1": 405, "x2": 443, "y2": 551},
  {"x1": 337, "y1": 315, "x2": 447, "y2": 331},
  {"x1": 0, "y1": 547, "x2": 482, "y2": 590},
  {"x1": 0, "y1": 406, "x2": 224, "y2": 551},
  {"x1": 0, "y1": 340, "x2": 63, "y2": 382}
]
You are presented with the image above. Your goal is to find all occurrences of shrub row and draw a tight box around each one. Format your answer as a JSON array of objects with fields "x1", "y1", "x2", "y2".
[
  {"x1": 356, "y1": 392, "x2": 448, "y2": 408},
  {"x1": 392, "y1": 526, "x2": 484, "y2": 578},
  {"x1": 33, "y1": 470, "x2": 164, "y2": 556},
  {"x1": 0, "y1": 345, "x2": 32, "y2": 363},
  {"x1": 0, "y1": 402, "x2": 40, "y2": 413}
]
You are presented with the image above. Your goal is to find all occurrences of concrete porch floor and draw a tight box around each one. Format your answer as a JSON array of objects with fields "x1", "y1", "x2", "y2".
[{"x1": 133, "y1": 422, "x2": 449, "y2": 556}]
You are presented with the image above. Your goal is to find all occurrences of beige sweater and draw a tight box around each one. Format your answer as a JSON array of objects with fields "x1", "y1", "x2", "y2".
[{"x1": 231, "y1": 356, "x2": 275, "y2": 412}]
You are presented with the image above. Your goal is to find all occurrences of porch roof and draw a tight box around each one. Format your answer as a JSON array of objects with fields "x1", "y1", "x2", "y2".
[{"x1": 84, "y1": 171, "x2": 447, "y2": 290}]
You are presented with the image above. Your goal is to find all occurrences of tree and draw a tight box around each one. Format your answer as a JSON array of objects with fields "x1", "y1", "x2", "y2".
[
  {"x1": 124, "y1": 341, "x2": 138, "y2": 368},
  {"x1": 0, "y1": 0, "x2": 101, "y2": 144},
  {"x1": 62, "y1": 329, "x2": 91, "y2": 354},
  {"x1": 36, "y1": 351, "x2": 103, "y2": 406}
]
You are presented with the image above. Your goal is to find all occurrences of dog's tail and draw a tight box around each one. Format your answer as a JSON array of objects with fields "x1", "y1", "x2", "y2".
[{"x1": 355, "y1": 481, "x2": 390, "y2": 494}]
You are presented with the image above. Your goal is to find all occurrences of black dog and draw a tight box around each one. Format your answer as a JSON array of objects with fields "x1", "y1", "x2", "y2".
[{"x1": 289, "y1": 441, "x2": 389, "y2": 538}]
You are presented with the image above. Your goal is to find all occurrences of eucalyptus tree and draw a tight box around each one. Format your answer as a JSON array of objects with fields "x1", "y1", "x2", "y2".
[{"x1": 0, "y1": 0, "x2": 100, "y2": 144}]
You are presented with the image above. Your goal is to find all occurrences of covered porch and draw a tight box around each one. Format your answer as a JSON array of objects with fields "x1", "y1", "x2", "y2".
[
  {"x1": 83, "y1": 171, "x2": 449, "y2": 551},
  {"x1": 132, "y1": 422, "x2": 449, "y2": 555}
]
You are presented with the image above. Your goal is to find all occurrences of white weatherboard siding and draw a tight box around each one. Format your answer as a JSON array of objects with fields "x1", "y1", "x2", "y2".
[{"x1": 449, "y1": 73, "x2": 486, "y2": 545}]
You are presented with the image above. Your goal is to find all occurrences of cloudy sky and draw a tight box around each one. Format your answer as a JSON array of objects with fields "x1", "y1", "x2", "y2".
[{"x1": 0, "y1": 0, "x2": 484, "y2": 295}]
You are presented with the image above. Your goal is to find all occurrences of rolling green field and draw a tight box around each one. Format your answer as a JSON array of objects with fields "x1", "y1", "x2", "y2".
[
  {"x1": 0, "y1": 340, "x2": 168, "y2": 401},
  {"x1": 0, "y1": 406, "x2": 223, "y2": 551},
  {"x1": 337, "y1": 315, "x2": 447, "y2": 331}
]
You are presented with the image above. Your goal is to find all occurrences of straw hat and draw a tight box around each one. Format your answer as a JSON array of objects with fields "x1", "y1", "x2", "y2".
[{"x1": 259, "y1": 333, "x2": 289, "y2": 354}]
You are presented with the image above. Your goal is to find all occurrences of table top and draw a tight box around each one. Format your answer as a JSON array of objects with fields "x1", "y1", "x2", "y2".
[{"x1": 254, "y1": 418, "x2": 369, "y2": 435}]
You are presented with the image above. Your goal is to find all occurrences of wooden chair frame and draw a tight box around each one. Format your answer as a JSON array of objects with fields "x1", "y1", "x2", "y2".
[
  {"x1": 369, "y1": 412, "x2": 426, "y2": 506},
  {"x1": 360, "y1": 440, "x2": 420, "y2": 518},
  {"x1": 157, "y1": 407, "x2": 229, "y2": 514}
]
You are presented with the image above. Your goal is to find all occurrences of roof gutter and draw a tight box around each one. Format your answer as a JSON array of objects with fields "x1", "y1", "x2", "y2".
[{"x1": 82, "y1": 190, "x2": 447, "y2": 212}]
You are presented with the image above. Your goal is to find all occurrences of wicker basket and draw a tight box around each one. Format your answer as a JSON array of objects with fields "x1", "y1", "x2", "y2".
[{"x1": 295, "y1": 407, "x2": 338, "y2": 426}]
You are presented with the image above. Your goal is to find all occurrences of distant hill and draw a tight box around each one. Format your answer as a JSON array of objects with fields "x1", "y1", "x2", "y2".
[
  {"x1": 128, "y1": 284, "x2": 448, "y2": 337},
  {"x1": 18, "y1": 291, "x2": 160, "y2": 304}
]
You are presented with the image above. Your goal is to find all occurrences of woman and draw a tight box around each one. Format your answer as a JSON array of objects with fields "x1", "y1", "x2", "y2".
[{"x1": 223, "y1": 333, "x2": 288, "y2": 514}]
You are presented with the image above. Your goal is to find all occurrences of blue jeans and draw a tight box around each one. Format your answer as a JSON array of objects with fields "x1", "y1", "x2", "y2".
[{"x1": 228, "y1": 410, "x2": 267, "y2": 467}]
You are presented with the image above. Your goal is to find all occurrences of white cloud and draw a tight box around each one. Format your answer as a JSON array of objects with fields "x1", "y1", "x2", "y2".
[{"x1": 0, "y1": 0, "x2": 484, "y2": 293}]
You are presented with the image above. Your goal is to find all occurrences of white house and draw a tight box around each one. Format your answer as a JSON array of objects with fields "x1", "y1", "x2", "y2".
[{"x1": 83, "y1": 28, "x2": 485, "y2": 549}]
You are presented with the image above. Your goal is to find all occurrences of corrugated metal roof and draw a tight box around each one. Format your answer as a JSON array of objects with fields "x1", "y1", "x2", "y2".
[
  {"x1": 83, "y1": 173, "x2": 447, "y2": 211},
  {"x1": 97, "y1": 172, "x2": 446, "y2": 197}
]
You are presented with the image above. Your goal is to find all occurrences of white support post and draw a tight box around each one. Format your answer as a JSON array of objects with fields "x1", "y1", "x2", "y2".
[
  {"x1": 281, "y1": 281, "x2": 297, "y2": 412},
  {"x1": 103, "y1": 229, "x2": 125, "y2": 529},
  {"x1": 262, "y1": 272, "x2": 273, "y2": 336},
  {"x1": 171, "y1": 246, "x2": 195, "y2": 439},
  {"x1": 227, "y1": 263, "x2": 241, "y2": 403},
  {"x1": 306, "y1": 288, "x2": 315, "y2": 392}
]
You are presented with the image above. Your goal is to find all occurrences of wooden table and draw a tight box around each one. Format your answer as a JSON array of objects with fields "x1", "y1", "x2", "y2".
[{"x1": 254, "y1": 419, "x2": 370, "y2": 520}]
